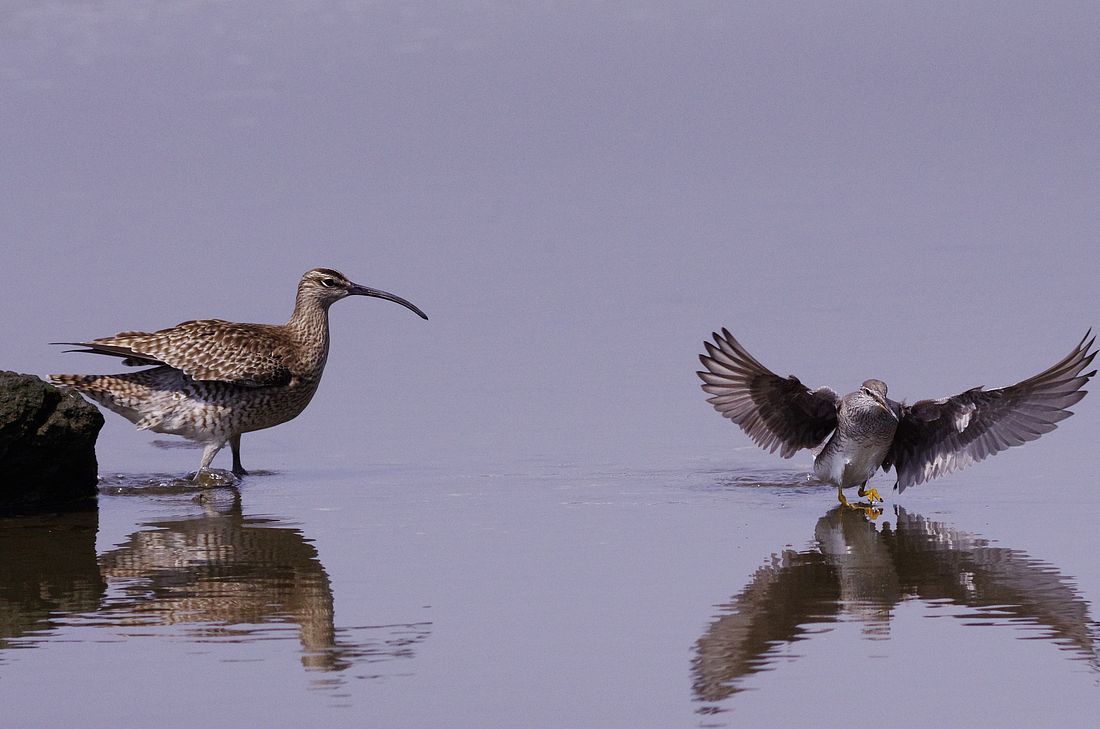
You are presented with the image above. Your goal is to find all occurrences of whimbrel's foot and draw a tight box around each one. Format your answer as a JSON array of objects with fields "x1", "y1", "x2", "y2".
[
  {"x1": 189, "y1": 468, "x2": 239, "y2": 488},
  {"x1": 232, "y1": 466, "x2": 249, "y2": 477},
  {"x1": 858, "y1": 485, "x2": 882, "y2": 504}
]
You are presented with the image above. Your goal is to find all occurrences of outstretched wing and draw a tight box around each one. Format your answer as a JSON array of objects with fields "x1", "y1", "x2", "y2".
[
  {"x1": 883, "y1": 332, "x2": 1096, "y2": 492},
  {"x1": 697, "y1": 328, "x2": 839, "y2": 458},
  {"x1": 55, "y1": 319, "x2": 293, "y2": 387}
]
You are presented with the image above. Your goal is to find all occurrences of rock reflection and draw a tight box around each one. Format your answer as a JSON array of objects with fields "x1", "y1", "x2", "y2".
[
  {"x1": 0, "y1": 493, "x2": 429, "y2": 681},
  {"x1": 0, "y1": 509, "x2": 104, "y2": 652},
  {"x1": 693, "y1": 506, "x2": 1100, "y2": 707}
]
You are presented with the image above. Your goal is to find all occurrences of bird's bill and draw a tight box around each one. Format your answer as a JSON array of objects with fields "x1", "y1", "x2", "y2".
[
  {"x1": 873, "y1": 395, "x2": 898, "y2": 420},
  {"x1": 349, "y1": 284, "x2": 429, "y2": 320},
  {"x1": 861, "y1": 387, "x2": 894, "y2": 415}
]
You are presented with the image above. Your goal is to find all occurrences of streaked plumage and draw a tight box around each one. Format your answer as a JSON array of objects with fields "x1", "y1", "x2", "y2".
[
  {"x1": 697, "y1": 329, "x2": 1095, "y2": 496},
  {"x1": 50, "y1": 268, "x2": 428, "y2": 479}
]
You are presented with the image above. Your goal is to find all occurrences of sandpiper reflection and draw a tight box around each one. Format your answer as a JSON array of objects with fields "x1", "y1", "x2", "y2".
[{"x1": 693, "y1": 506, "x2": 1100, "y2": 708}]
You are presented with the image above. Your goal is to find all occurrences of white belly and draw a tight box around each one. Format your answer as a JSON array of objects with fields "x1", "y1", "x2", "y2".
[{"x1": 814, "y1": 434, "x2": 891, "y2": 489}]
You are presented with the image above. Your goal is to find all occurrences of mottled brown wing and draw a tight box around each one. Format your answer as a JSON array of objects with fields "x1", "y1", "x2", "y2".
[
  {"x1": 66, "y1": 319, "x2": 293, "y2": 387},
  {"x1": 697, "y1": 328, "x2": 839, "y2": 458},
  {"x1": 883, "y1": 332, "x2": 1096, "y2": 492}
]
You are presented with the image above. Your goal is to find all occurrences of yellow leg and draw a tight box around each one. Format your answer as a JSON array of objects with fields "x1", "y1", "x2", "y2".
[
  {"x1": 860, "y1": 504, "x2": 884, "y2": 521},
  {"x1": 858, "y1": 484, "x2": 882, "y2": 504},
  {"x1": 839, "y1": 485, "x2": 883, "y2": 520},
  {"x1": 837, "y1": 486, "x2": 849, "y2": 506}
]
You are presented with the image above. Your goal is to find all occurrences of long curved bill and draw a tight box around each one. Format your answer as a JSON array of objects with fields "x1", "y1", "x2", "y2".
[{"x1": 350, "y1": 284, "x2": 429, "y2": 320}]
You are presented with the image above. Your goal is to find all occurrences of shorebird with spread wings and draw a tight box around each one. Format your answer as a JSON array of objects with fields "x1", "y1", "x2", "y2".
[{"x1": 697, "y1": 329, "x2": 1095, "y2": 504}]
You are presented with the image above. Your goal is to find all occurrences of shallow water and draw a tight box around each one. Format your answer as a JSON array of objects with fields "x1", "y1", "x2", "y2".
[
  {"x1": 4, "y1": 460, "x2": 1100, "y2": 728},
  {"x1": 2, "y1": 1, "x2": 1100, "y2": 727}
]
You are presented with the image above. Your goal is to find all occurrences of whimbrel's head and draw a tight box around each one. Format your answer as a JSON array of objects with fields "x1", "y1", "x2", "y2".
[{"x1": 299, "y1": 268, "x2": 428, "y2": 319}]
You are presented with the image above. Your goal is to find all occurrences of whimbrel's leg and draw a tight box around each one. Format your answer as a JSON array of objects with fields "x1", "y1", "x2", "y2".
[
  {"x1": 196, "y1": 441, "x2": 224, "y2": 481},
  {"x1": 837, "y1": 486, "x2": 849, "y2": 506},
  {"x1": 230, "y1": 434, "x2": 248, "y2": 476},
  {"x1": 857, "y1": 481, "x2": 882, "y2": 504}
]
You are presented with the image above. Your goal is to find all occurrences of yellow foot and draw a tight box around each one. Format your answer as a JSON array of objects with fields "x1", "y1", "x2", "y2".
[
  {"x1": 856, "y1": 504, "x2": 884, "y2": 521},
  {"x1": 838, "y1": 487, "x2": 882, "y2": 519},
  {"x1": 858, "y1": 486, "x2": 882, "y2": 504}
]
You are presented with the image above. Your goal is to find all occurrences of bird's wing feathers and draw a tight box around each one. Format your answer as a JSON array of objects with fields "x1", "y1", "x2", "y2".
[
  {"x1": 698, "y1": 329, "x2": 839, "y2": 458},
  {"x1": 883, "y1": 332, "x2": 1096, "y2": 492},
  {"x1": 54, "y1": 338, "x2": 166, "y2": 366},
  {"x1": 65, "y1": 319, "x2": 294, "y2": 387}
]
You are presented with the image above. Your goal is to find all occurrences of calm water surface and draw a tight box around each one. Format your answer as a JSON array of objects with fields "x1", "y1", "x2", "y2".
[
  {"x1": 3, "y1": 456, "x2": 1100, "y2": 728},
  {"x1": 2, "y1": 1, "x2": 1100, "y2": 727}
]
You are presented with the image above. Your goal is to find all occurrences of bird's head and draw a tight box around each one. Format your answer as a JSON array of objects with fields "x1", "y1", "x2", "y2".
[
  {"x1": 860, "y1": 379, "x2": 887, "y2": 398},
  {"x1": 860, "y1": 379, "x2": 892, "y2": 413},
  {"x1": 299, "y1": 268, "x2": 428, "y2": 319}
]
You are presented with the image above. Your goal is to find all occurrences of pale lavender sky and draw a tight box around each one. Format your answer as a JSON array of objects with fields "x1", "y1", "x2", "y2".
[{"x1": 2, "y1": 1, "x2": 1097, "y2": 470}]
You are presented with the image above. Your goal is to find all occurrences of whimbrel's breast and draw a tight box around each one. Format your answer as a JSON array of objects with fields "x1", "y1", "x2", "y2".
[{"x1": 232, "y1": 378, "x2": 322, "y2": 434}]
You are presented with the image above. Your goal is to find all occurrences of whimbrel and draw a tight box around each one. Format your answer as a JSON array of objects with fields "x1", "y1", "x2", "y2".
[
  {"x1": 51, "y1": 268, "x2": 427, "y2": 479},
  {"x1": 697, "y1": 329, "x2": 1096, "y2": 504}
]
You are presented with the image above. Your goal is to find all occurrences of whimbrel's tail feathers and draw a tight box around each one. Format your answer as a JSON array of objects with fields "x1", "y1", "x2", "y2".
[
  {"x1": 50, "y1": 342, "x2": 166, "y2": 367},
  {"x1": 49, "y1": 374, "x2": 97, "y2": 388},
  {"x1": 48, "y1": 372, "x2": 165, "y2": 429}
]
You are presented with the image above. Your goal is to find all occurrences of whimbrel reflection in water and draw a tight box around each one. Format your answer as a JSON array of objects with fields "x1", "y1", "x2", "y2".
[
  {"x1": 0, "y1": 488, "x2": 429, "y2": 685},
  {"x1": 693, "y1": 506, "x2": 1100, "y2": 710}
]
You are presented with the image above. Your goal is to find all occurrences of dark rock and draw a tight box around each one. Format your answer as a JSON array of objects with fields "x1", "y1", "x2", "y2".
[{"x1": 0, "y1": 372, "x2": 104, "y2": 512}]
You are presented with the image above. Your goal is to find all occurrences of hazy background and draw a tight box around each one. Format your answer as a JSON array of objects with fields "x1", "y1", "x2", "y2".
[
  {"x1": 2, "y1": 3, "x2": 1099, "y2": 728},
  {"x1": 3, "y1": 0, "x2": 1097, "y2": 472}
]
